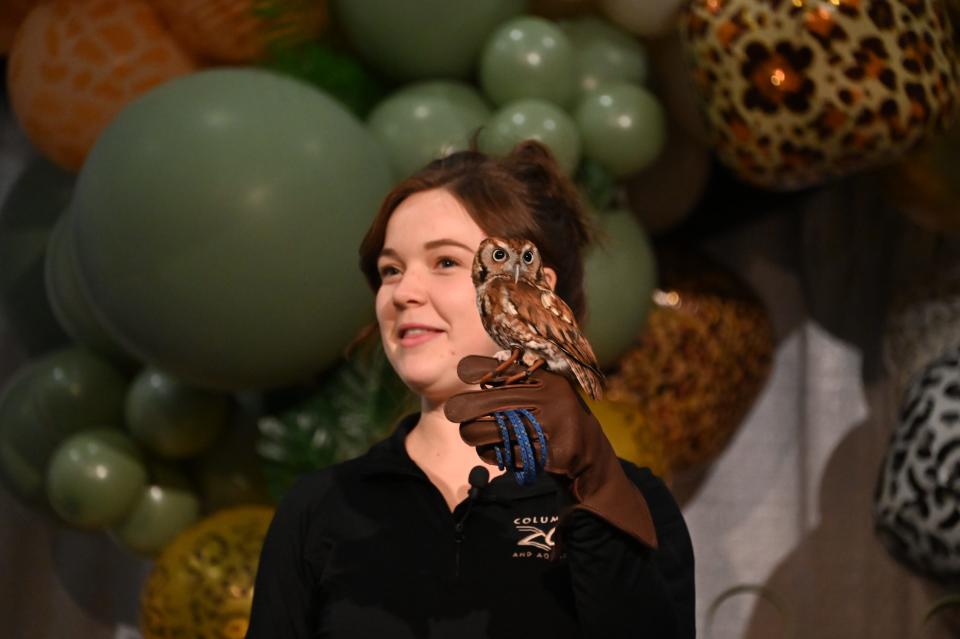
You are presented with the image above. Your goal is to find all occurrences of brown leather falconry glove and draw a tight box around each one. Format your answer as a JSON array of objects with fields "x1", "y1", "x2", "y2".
[{"x1": 444, "y1": 355, "x2": 657, "y2": 550}]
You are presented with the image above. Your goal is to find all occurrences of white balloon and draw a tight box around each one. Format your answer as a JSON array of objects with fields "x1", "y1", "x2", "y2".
[{"x1": 599, "y1": 0, "x2": 686, "y2": 37}]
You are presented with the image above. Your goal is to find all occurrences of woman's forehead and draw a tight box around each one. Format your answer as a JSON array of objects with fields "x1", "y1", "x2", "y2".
[{"x1": 382, "y1": 189, "x2": 485, "y2": 250}]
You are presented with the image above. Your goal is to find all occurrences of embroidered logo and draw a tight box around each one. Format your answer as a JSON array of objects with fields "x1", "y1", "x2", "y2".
[{"x1": 512, "y1": 515, "x2": 558, "y2": 559}]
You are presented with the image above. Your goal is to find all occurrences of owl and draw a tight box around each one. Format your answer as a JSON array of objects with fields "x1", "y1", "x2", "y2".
[{"x1": 472, "y1": 237, "x2": 604, "y2": 399}]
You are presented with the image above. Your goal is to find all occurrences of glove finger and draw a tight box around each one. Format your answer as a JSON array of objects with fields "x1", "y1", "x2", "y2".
[
  {"x1": 444, "y1": 387, "x2": 543, "y2": 423},
  {"x1": 459, "y1": 419, "x2": 503, "y2": 447},
  {"x1": 456, "y1": 355, "x2": 526, "y2": 384}
]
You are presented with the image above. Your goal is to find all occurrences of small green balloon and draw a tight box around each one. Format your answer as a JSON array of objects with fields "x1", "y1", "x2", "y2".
[
  {"x1": 125, "y1": 368, "x2": 230, "y2": 460},
  {"x1": 583, "y1": 209, "x2": 656, "y2": 367},
  {"x1": 480, "y1": 16, "x2": 577, "y2": 107},
  {"x1": 45, "y1": 212, "x2": 130, "y2": 362},
  {"x1": 575, "y1": 83, "x2": 666, "y2": 177},
  {"x1": 403, "y1": 82, "x2": 494, "y2": 126},
  {"x1": 369, "y1": 83, "x2": 491, "y2": 178},
  {"x1": 560, "y1": 17, "x2": 649, "y2": 96},
  {"x1": 46, "y1": 429, "x2": 147, "y2": 528},
  {"x1": 0, "y1": 157, "x2": 73, "y2": 354},
  {"x1": 111, "y1": 463, "x2": 201, "y2": 557},
  {"x1": 0, "y1": 365, "x2": 61, "y2": 502},
  {"x1": 334, "y1": 0, "x2": 526, "y2": 80},
  {"x1": 71, "y1": 69, "x2": 392, "y2": 390},
  {"x1": 0, "y1": 347, "x2": 128, "y2": 503},
  {"x1": 478, "y1": 99, "x2": 581, "y2": 174}
]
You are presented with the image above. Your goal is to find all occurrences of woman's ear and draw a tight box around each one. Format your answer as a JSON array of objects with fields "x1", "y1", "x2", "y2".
[{"x1": 543, "y1": 267, "x2": 557, "y2": 291}]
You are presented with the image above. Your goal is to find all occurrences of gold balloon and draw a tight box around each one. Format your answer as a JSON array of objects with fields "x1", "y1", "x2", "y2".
[
  {"x1": 605, "y1": 250, "x2": 774, "y2": 471},
  {"x1": 679, "y1": 0, "x2": 959, "y2": 190},
  {"x1": 140, "y1": 506, "x2": 274, "y2": 639},
  {"x1": 585, "y1": 396, "x2": 671, "y2": 480}
]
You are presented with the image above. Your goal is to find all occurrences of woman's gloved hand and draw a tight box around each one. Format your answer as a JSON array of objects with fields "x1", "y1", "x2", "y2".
[{"x1": 444, "y1": 355, "x2": 657, "y2": 550}]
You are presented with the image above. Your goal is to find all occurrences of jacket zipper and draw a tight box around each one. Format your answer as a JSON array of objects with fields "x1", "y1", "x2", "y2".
[{"x1": 454, "y1": 520, "x2": 465, "y2": 579}]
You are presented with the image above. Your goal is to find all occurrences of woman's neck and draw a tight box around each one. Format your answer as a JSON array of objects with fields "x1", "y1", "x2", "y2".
[{"x1": 404, "y1": 399, "x2": 505, "y2": 510}]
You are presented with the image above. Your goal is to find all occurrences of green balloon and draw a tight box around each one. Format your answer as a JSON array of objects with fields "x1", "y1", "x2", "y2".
[
  {"x1": 46, "y1": 429, "x2": 147, "y2": 528},
  {"x1": 111, "y1": 463, "x2": 200, "y2": 557},
  {"x1": 125, "y1": 368, "x2": 230, "y2": 460},
  {"x1": 0, "y1": 157, "x2": 73, "y2": 354},
  {"x1": 583, "y1": 209, "x2": 656, "y2": 367},
  {"x1": 70, "y1": 69, "x2": 392, "y2": 391},
  {"x1": 335, "y1": 0, "x2": 525, "y2": 80},
  {"x1": 478, "y1": 99, "x2": 581, "y2": 174},
  {"x1": 480, "y1": 16, "x2": 576, "y2": 107},
  {"x1": 0, "y1": 348, "x2": 128, "y2": 503},
  {"x1": 369, "y1": 83, "x2": 491, "y2": 179},
  {"x1": 575, "y1": 83, "x2": 666, "y2": 177},
  {"x1": 560, "y1": 17, "x2": 649, "y2": 96},
  {"x1": 44, "y1": 212, "x2": 130, "y2": 362}
]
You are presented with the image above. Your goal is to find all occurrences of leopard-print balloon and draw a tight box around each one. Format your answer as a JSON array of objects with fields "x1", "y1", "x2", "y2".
[
  {"x1": 680, "y1": 0, "x2": 959, "y2": 190},
  {"x1": 875, "y1": 346, "x2": 960, "y2": 586}
]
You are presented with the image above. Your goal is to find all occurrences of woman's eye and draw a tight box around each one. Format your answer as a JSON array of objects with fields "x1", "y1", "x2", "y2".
[
  {"x1": 437, "y1": 257, "x2": 458, "y2": 269},
  {"x1": 379, "y1": 265, "x2": 400, "y2": 278}
]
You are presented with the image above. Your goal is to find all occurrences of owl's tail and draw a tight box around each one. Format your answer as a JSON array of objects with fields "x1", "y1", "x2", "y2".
[{"x1": 571, "y1": 362, "x2": 604, "y2": 400}]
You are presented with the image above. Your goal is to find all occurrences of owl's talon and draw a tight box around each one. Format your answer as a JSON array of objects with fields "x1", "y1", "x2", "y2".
[{"x1": 501, "y1": 357, "x2": 545, "y2": 385}]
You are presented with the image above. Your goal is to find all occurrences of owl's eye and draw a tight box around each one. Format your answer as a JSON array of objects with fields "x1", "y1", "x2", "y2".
[
  {"x1": 522, "y1": 250, "x2": 534, "y2": 264},
  {"x1": 492, "y1": 248, "x2": 507, "y2": 262}
]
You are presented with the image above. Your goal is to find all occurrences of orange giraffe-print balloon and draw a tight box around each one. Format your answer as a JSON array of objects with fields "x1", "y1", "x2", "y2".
[
  {"x1": 7, "y1": 0, "x2": 197, "y2": 171},
  {"x1": 148, "y1": 0, "x2": 327, "y2": 63}
]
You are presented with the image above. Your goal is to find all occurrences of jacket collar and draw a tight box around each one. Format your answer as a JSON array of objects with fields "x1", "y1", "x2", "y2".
[{"x1": 357, "y1": 413, "x2": 558, "y2": 501}]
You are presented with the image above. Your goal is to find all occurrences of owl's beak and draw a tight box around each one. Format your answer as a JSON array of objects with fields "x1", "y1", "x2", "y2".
[{"x1": 513, "y1": 263, "x2": 520, "y2": 284}]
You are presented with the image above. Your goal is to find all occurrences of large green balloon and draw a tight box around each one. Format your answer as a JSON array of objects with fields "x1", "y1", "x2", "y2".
[
  {"x1": 583, "y1": 209, "x2": 656, "y2": 367},
  {"x1": 0, "y1": 158, "x2": 73, "y2": 354},
  {"x1": 368, "y1": 82, "x2": 492, "y2": 179},
  {"x1": 45, "y1": 212, "x2": 130, "y2": 362},
  {"x1": 560, "y1": 17, "x2": 649, "y2": 96},
  {"x1": 46, "y1": 429, "x2": 147, "y2": 528},
  {"x1": 70, "y1": 69, "x2": 392, "y2": 391},
  {"x1": 478, "y1": 99, "x2": 581, "y2": 174},
  {"x1": 111, "y1": 463, "x2": 200, "y2": 557},
  {"x1": 575, "y1": 82, "x2": 666, "y2": 177},
  {"x1": 480, "y1": 16, "x2": 577, "y2": 107},
  {"x1": 125, "y1": 368, "x2": 230, "y2": 460},
  {"x1": 0, "y1": 348, "x2": 128, "y2": 503},
  {"x1": 334, "y1": 0, "x2": 525, "y2": 80}
]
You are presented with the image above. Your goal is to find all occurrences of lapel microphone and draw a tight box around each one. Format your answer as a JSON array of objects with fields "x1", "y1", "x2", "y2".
[{"x1": 467, "y1": 466, "x2": 490, "y2": 500}]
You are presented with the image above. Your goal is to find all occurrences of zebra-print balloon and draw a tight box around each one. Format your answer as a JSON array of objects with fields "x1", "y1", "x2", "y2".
[{"x1": 874, "y1": 346, "x2": 960, "y2": 586}]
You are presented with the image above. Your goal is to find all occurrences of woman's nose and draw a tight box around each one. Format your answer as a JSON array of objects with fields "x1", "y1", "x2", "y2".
[{"x1": 392, "y1": 268, "x2": 427, "y2": 306}]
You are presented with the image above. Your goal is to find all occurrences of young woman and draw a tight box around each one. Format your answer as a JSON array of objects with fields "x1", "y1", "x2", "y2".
[{"x1": 246, "y1": 141, "x2": 695, "y2": 638}]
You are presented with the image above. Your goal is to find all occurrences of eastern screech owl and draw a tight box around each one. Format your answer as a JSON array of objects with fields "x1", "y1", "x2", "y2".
[{"x1": 472, "y1": 237, "x2": 604, "y2": 399}]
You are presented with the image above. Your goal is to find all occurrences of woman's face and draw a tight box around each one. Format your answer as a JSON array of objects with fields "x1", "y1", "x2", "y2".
[{"x1": 375, "y1": 189, "x2": 500, "y2": 405}]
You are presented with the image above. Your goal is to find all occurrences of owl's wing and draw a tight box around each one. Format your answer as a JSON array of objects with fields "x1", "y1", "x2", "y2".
[{"x1": 515, "y1": 281, "x2": 602, "y2": 376}]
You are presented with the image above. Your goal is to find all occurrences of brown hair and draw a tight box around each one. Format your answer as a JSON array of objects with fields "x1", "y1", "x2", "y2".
[{"x1": 358, "y1": 140, "x2": 595, "y2": 320}]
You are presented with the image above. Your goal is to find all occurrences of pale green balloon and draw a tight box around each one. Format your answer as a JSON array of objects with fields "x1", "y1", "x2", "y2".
[
  {"x1": 0, "y1": 157, "x2": 73, "y2": 354},
  {"x1": 0, "y1": 348, "x2": 128, "y2": 503},
  {"x1": 575, "y1": 83, "x2": 666, "y2": 177},
  {"x1": 560, "y1": 17, "x2": 648, "y2": 96},
  {"x1": 44, "y1": 211, "x2": 130, "y2": 362},
  {"x1": 479, "y1": 16, "x2": 577, "y2": 107},
  {"x1": 125, "y1": 368, "x2": 230, "y2": 460},
  {"x1": 402, "y1": 82, "x2": 494, "y2": 126},
  {"x1": 583, "y1": 209, "x2": 656, "y2": 367},
  {"x1": 334, "y1": 0, "x2": 525, "y2": 80},
  {"x1": 71, "y1": 69, "x2": 392, "y2": 391},
  {"x1": 46, "y1": 429, "x2": 147, "y2": 528},
  {"x1": 111, "y1": 463, "x2": 200, "y2": 557},
  {"x1": 369, "y1": 84, "x2": 491, "y2": 178},
  {"x1": 478, "y1": 99, "x2": 581, "y2": 174}
]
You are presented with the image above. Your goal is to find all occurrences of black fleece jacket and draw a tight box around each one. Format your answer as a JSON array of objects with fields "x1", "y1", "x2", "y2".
[{"x1": 246, "y1": 414, "x2": 695, "y2": 638}]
